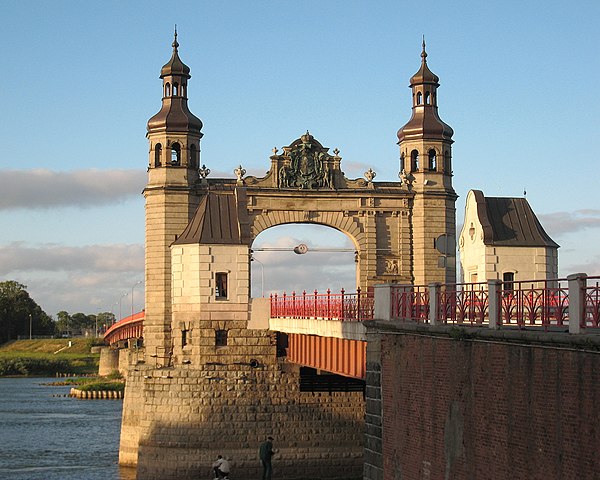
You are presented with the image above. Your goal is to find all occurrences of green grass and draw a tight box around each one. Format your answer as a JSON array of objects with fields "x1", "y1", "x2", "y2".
[{"x1": 0, "y1": 338, "x2": 102, "y2": 376}]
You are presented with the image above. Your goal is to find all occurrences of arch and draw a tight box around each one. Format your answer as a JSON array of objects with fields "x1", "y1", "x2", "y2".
[
  {"x1": 425, "y1": 91, "x2": 430, "y2": 105},
  {"x1": 251, "y1": 223, "x2": 359, "y2": 297},
  {"x1": 416, "y1": 91, "x2": 422, "y2": 105},
  {"x1": 173, "y1": 82, "x2": 179, "y2": 96},
  {"x1": 171, "y1": 143, "x2": 181, "y2": 165},
  {"x1": 190, "y1": 144, "x2": 198, "y2": 169},
  {"x1": 155, "y1": 143, "x2": 162, "y2": 167},
  {"x1": 428, "y1": 149, "x2": 437, "y2": 171},
  {"x1": 165, "y1": 82, "x2": 171, "y2": 97},
  {"x1": 411, "y1": 150, "x2": 419, "y2": 172},
  {"x1": 400, "y1": 152, "x2": 405, "y2": 171}
]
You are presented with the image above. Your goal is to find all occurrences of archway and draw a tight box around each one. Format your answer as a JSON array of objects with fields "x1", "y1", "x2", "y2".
[{"x1": 251, "y1": 224, "x2": 357, "y2": 298}]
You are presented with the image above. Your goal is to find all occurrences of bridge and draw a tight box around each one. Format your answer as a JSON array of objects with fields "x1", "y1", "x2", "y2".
[{"x1": 104, "y1": 273, "x2": 600, "y2": 379}]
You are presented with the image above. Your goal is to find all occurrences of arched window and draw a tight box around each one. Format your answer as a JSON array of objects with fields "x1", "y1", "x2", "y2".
[
  {"x1": 425, "y1": 91, "x2": 430, "y2": 105},
  {"x1": 416, "y1": 92, "x2": 422, "y2": 105},
  {"x1": 444, "y1": 151, "x2": 451, "y2": 173},
  {"x1": 154, "y1": 143, "x2": 162, "y2": 167},
  {"x1": 411, "y1": 150, "x2": 419, "y2": 171},
  {"x1": 181, "y1": 84, "x2": 186, "y2": 97},
  {"x1": 400, "y1": 153, "x2": 405, "y2": 171},
  {"x1": 428, "y1": 149, "x2": 437, "y2": 171},
  {"x1": 165, "y1": 83, "x2": 171, "y2": 97},
  {"x1": 171, "y1": 143, "x2": 181, "y2": 165},
  {"x1": 190, "y1": 144, "x2": 198, "y2": 169},
  {"x1": 173, "y1": 83, "x2": 178, "y2": 96}
]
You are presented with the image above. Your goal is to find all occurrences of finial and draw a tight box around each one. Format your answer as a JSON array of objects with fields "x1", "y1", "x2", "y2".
[
  {"x1": 172, "y1": 25, "x2": 179, "y2": 50},
  {"x1": 421, "y1": 35, "x2": 427, "y2": 60}
]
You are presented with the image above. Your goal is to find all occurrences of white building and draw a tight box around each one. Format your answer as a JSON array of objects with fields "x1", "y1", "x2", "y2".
[{"x1": 459, "y1": 190, "x2": 559, "y2": 285}]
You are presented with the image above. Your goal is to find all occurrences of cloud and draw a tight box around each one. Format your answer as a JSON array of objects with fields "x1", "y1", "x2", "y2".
[
  {"x1": 0, "y1": 243, "x2": 143, "y2": 274},
  {"x1": 0, "y1": 169, "x2": 146, "y2": 210},
  {"x1": 0, "y1": 243, "x2": 145, "y2": 316},
  {"x1": 538, "y1": 210, "x2": 600, "y2": 237}
]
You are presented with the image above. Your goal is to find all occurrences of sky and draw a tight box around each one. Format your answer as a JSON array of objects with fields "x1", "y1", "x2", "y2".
[{"x1": 1, "y1": 0, "x2": 599, "y2": 318}]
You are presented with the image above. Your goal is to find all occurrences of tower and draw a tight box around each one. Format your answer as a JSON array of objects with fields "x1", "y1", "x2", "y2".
[
  {"x1": 397, "y1": 40, "x2": 457, "y2": 284},
  {"x1": 143, "y1": 30, "x2": 203, "y2": 357}
]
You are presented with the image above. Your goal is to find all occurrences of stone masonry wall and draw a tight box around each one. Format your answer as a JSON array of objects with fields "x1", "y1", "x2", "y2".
[
  {"x1": 120, "y1": 348, "x2": 365, "y2": 479},
  {"x1": 364, "y1": 323, "x2": 600, "y2": 480}
]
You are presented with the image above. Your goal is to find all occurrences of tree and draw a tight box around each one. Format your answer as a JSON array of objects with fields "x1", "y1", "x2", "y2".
[{"x1": 0, "y1": 281, "x2": 54, "y2": 344}]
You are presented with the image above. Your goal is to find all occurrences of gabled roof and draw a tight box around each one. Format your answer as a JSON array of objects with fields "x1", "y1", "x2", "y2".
[
  {"x1": 471, "y1": 190, "x2": 559, "y2": 248},
  {"x1": 173, "y1": 192, "x2": 241, "y2": 245}
]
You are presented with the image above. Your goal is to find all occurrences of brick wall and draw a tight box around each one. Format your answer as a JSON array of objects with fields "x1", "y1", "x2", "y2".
[{"x1": 364, "y1": 323, "x2": 600, "y2": 480}]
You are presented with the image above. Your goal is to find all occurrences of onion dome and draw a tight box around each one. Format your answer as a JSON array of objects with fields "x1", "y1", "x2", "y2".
[
  {"x1": 409, "y1": 40, "x2": 439, "y2": 86},
  {"x1": 397, "y1": 40, "x2": 453, "y2": 144},
  {"x1": 160, "y1": 29, "x2": 191, "y2": 79},
  {"x1": 147, "y1": 28, "x2": 203, "y2": 135}
]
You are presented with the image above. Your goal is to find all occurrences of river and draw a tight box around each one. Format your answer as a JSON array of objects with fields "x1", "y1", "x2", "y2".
[{"x1": 0, "y1": 377, "x2": 136, "y2": 480}]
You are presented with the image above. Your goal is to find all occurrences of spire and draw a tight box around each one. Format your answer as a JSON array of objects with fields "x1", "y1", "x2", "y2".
[
  {"x1": 397, "y1": 41, "x2": 453, "y2": 144},
  {"x1": 161, "y1": 26, "x2": 191, "y2": 79},
  {"x1": 410, "y1": 37, "x2": 439, "y2": 86},
  {"x1": 148, "y1": 31, "x2": 203, "y2": 135}
]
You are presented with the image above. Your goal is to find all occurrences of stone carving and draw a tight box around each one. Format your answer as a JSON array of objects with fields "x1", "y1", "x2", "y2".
[
  {"x1": 364, "y1": 168, "x2": 376, "y2": 183},
  {"x1": 199, "y1": 164, "x2": 211, "y2": 178},
  {"x1": 278, "y1": 132, "x2": 332, "y2": 189},
  {"x1": 385, "y1": 259, "x2": 399, "y2": 274},
  {"x1": 234, "y1": 165, "x2": 246, "y2": 185}
]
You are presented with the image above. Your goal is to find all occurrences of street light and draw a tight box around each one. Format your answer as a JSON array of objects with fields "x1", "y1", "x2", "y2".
[
  {"x1": 251, "y1": 257, "x2": 264, "y2": 297},
  {"x1": 29, "y1": 314, "x2": 32, "y2": 340},
  {"x1": 131, "y1": 280, "x2": 143, "y2": 317},
  {"x1": 118, "y1": 292, "x2": 128, "y2": 321}
]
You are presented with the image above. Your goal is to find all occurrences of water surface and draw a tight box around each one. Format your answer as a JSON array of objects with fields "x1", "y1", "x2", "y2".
[{"x1": 0, "y1": 377, "x2": 135, "y2": 480}]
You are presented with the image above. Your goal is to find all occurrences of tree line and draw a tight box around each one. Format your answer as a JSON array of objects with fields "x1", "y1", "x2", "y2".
[{"x1": 0, "y1": 281, "x2": 116, "y2": 344}]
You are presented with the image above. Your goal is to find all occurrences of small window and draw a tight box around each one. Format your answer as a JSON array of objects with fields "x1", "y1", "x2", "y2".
[
  {"x1": 215, "y1": 329, "x2": 228, "y2": 347},
  {"x1": 444, "y1": 151, "x2": 451, "y2": 173},
  {"x1": 216, "y1": 272, "x2": 228, "y2": 299},
  {"x1": 428, "y1": 149, "x2": 437, "y2": 171},
  {"x1": 181, "y1": 328, "x2": 189, "y2": 348},
  {"x1": 411, "y1": 150, "x2": 419, "y2": 172},
  {"x1": 165, "y1": 83, "x2": 171, "y2": 97},
  {"x1": 154, "y1": 143, "x2": 162, "y2": 167},
  {"x1": 416, "y1": 92, "x2": 422, "y2": 105},
  {"x1": 173, "y1": 82, "x2": 178, "y2": 96},
  {"x1": 503, "y1": 272, "x2": 515, "y2": 294},
  {"x1": 171, "y1": 143, "x2": 181, "y2": 165},
  {"x1": 425, "y1": 91, "x2": 430, "y2": 105}
]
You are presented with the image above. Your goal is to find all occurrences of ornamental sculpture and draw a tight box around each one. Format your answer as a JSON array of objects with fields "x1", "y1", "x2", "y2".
[{"x1": 278, "y1": 132, "x2": 333, "y2": 189}]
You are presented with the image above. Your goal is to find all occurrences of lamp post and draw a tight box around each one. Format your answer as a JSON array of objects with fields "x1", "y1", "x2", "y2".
[
  {"x1": 118, "y1": 292, "x2": 128, "y2": 321},
  {"x1": 29, "y1": 314, "x2": 32, "y2": 340},
  {"x1": 131, "y1": 280, "x2": 143, "y2": 317},
  {"x1": 251, "y1": 257, "x2": 265, "y2": 298}
]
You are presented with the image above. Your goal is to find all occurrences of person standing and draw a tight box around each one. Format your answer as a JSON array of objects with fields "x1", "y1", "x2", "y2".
[{"x1": 259, "y1": 436, "x2": 275, "y2": 480}]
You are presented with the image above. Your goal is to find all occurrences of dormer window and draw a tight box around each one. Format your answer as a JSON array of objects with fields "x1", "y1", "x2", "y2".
[{"x1": 171, "y1": 143, "x2": 181, "y2": 165}]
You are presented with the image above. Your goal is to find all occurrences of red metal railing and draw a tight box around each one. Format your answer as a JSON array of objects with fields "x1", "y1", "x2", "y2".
[
  {"x1": 270, "y1": 288, "x2": 374, "y2": 321},
  {"x1": 390, "y1": 277, "x2": 574, "y2": 331},
  {"x1": 498, "y1": 279, "x2": 569, "y2": 328},
  {"x1": 585, "y1": 278, "x2": 600, "y2": 328}
]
